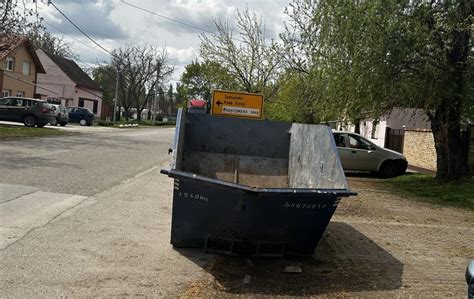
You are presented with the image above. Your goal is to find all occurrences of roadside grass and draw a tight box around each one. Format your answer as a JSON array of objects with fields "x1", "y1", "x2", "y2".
[
  {"x1": 0, "y1": 125, "x2": 75, "y2": 139},
  {"x1": 381, "y1": 173, "x2": 474, "y2": 210}
]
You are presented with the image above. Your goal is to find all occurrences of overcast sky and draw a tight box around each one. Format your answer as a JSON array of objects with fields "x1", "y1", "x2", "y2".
[{"x1": 27, "y1": 0, "x2": 290, "y2": 83}]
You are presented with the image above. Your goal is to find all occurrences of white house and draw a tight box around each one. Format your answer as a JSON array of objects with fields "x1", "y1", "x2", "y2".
[{"x1": 359, "y1": 108, "x2": 431, "y2": 147}]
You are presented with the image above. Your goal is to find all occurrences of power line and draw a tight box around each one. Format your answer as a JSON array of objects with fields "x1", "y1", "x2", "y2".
[
  {"x1": 33, "y1": 1, "x2": 110, "y2": 61},
  {"x1": 119, "y1": 0, "x2": 246, "y2": 43},
  {"x1": 49, "y1": 0, "x2": 114, "y2": 57},
  {"x1": 3, "y1": 72, "x2": 59, "y2": 94},
  {"x1": 119, "y1": 0, "x2": 214, "y2": 35},
  {"x1": 27, "y1": 20, "x2": 100, "y2": 69},
  {"x1": 43, "y1": 19, "x2": 110, "y2": 59}
]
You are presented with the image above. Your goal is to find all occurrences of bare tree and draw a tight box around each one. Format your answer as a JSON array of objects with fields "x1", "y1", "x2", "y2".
[
  {"x1": 112, "y1": 44, "x2": 174, "y2": 121},
  {"x1": 200, "y1": 9, "x2": 282, "y2": 97},
  {"x1": 1, "y1": 0, "x2": 40, "y2": 35},
  {"x1": 27, "y1": 30, "x2": 76, "y2": 59}
]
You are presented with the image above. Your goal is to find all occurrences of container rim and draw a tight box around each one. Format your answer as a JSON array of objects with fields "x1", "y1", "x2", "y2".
[{"x1": 161, "y1": 168, "x2": 357, "y2": 197}]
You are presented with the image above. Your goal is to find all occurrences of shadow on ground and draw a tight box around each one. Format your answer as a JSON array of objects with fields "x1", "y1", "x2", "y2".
[{"x1": 178, "y1": 222, "x2": 403, "y2": 296}]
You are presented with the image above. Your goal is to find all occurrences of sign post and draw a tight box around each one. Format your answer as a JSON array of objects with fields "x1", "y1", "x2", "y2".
[{"x1": 211, "y1": 90, "x2": 264, "y2": 120}]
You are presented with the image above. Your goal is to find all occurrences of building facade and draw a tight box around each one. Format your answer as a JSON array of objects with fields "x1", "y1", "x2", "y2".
[
  {"x1": 0, "y1": 36, "x2": 45, "y2": 98},
  {"x1": 36, "y1": 49, "x2": 103, "y2": 117}
]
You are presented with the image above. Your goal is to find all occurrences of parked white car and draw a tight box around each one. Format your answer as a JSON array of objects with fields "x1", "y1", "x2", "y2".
[{"x1": 333, "y1": 131, "x2": 408, "y2": 178}]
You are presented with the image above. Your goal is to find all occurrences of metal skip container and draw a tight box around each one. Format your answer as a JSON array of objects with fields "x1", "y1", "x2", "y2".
[{"x1": 161, "y1": 109, "x2": 356, "y2": 257}]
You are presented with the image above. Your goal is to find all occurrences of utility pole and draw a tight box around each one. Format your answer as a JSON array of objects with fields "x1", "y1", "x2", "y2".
[
  {"x1": 113, "y1": 69, "x2": 119, "y2": 125},
  {"x1": 152, "y1": 60, "x2": 160, "y2": 122}
]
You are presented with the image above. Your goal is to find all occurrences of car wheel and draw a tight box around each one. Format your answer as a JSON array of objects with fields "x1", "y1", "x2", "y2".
[
  {"x1": 50, "y1": 118, "x2": 58, "y2": 126},
  {"x1": 60, "y1": 122, "x2": 67, "y2": 126},
  {"x1": 79, "y1": 119, "x2": 87, "y2": 126},
  {"x1": 23, "y1": 115, "x2": 37, "y2": 127},
  {"x1": 378, "y1": 161, "x2": 397, "y2": 178}
]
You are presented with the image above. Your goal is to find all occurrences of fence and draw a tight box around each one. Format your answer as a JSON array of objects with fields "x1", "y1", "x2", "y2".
[
  {"x1": 402, "y1": 127, "x2": 473, "y2": 173},
  {"x1": 403, "y1": 129, "x2": 437, "y2": 172}
]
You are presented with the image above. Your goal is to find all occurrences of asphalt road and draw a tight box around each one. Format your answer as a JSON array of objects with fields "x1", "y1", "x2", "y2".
[
  {"x1": 0, "y1": 126, "x2": 215, "y2": 297},
  {"x1": 0, "y1": 127, "x2": 174, "y2": 196}
]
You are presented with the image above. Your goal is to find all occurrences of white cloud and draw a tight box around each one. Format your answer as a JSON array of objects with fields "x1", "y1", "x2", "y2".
[
  {"x1": 43, "y1": 0, "x2": 128, "y2": 40},
  {"x1": 166, "y1": 47, "x2": 199, "y2": 64},
  {"x1": 29, "y1": 0, "x2": 291, "y2": 78}
]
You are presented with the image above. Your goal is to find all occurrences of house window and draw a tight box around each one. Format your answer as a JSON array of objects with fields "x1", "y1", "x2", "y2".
[
  {"x1": 2, "y1": 89, "x2": 11, "y2": 98},
  {"x1": 16, "y1": 91, "x2": 25, "y2": 97},
  {"x1": 5, "y1": 57, "x2": 14, "y2": 71},
  {"x1": 22, "y1": 61, "x2": 30, "y2": 76}
]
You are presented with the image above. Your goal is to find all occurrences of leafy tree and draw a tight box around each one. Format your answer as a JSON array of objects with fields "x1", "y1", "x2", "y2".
[
  {"x1": 167, "y1": 83, "x2": 174, "y2": 115},
  {"x1": 200, "y1": 9, "x2": 282, "y2": 97},
  {"x1": 92, "y1": 64, "x2": 116, "y2": 119},
  {"x1": 180, "y1": 60, "x2": 238, "y2": 102},
  {"x1": 266, "y1": 70, "x2": 333, "y2": 123},
  {"x1": 175, "y1": 82, "x2": 188, "y2": 109},
  {"x1": 157, "y1": 85, "x2": 166, "y2": 114},
  {"x1": 283, "y1": 0, "x2": 473, "y2": 181}
]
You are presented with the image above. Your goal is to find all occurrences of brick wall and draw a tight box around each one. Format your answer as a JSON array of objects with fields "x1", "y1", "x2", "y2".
[{"x1": 403, "y1": 129, "x2": 437, "y2": 171}]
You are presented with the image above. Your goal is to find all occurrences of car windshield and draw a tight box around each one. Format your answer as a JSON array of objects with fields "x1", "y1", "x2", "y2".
[{"x1": 83, "y1": 108, "x2": 93, "y2": 114}]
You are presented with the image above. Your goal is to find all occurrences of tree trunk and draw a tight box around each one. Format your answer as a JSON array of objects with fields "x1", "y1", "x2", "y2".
[
  {"x1": 431, "y1": 100, "x2": 470, "y2": 181},
  {"x1": 430, "y1": 0, "x2": 472, "y2": 181},
  {"x1": 124, "y1": 109, "x2": 130, "y2": 121},
  {"x1": 136, "y1": 108, "x2": 143, "y2": 121}
]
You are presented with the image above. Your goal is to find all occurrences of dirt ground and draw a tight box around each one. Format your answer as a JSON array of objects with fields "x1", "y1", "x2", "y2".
[{"x1": 180, "y1": 176, "x2": 474, "y2": 298}]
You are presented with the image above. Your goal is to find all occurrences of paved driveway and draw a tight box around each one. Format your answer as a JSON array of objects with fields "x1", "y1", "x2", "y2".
[{"x1": 181, "y1": 177, "x2": 474, "y2": 298}]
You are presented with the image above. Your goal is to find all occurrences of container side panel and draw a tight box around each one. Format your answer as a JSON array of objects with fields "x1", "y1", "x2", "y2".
[
  {"x1": 182, "y1": 151, "x2": 289, "y2": 188},
  {"x1": 171, "y1": 108, "x2": 186, "y2": 170},
  {"x1": 184, "y1": 113, "x2": 291, "y2": 159},
  {"x1": 238, "y1": 156, "x2": 288, "y2": 188},
  {"x1": 170, "y1": 176, "x2": 340, "y2": 256},
  {"x1": 289, "y1": 124, "x2": 348, "y2": 189},
  {"x1": 182, "y1": 151, "x2": 236, "y2": 182}
]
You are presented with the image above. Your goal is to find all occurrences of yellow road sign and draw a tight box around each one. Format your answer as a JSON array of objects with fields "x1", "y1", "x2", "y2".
[{"x1": 211, "y1": 90, "x2": 264, "y2": 119}]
